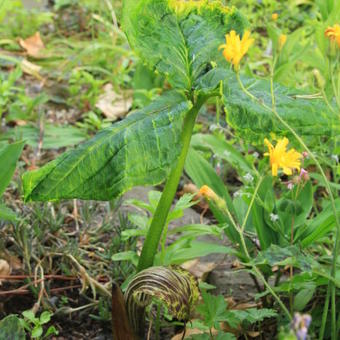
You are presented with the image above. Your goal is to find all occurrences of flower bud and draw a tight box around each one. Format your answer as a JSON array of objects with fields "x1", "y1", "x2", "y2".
[{"x1": 313, "y1": 69, "x2": 325, "y2": 89}]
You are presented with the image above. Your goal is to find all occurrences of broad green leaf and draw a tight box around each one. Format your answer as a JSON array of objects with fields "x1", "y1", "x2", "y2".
[
  {"x1": 253, "y1": 245, "x2": 318, "y2": 273},
  {"x1": 197, "y1": 68, "x2": 338, "y2": 141},
  {"x1": 293, "y1": 285, "x2": 316, "y2": 311},
  {"x1": 167, "y1": 241, "x2": 234, "y2": 265},
  {"x1": 22, "y1": 310, "x2": 36, "y2": 323},
  {"x1": 222, "y1": 69, "x2": 339, "y2": 141},
  {"x1": 0, "y1": 315, "x2": 25, "y2": 340},
  {"x1": 39, "y1": 311, "x2": 52, "y2": 325},
  {"x1": 0, "y1": 141, "x2": 24, "y2": 197},
  {"x1": 31, "y1": 325, "x2": 43, "y2": 339},
  {"x1": 122, "y1": 0, "x2": 247, "y2": 90},
  {"x1": 23, "y1": 92, "x2": 192, "y2": 202}
]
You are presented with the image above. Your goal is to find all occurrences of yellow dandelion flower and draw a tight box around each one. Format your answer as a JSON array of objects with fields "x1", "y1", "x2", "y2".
[
  {"x1": 325, "y1": 24, "x2": 340, "y2": 48},
  {"x1": 264, "y1": 137, "x2": 302, "y2": 176},
  {"x1": 272, "y1": 13, "x2": 278, "y2": 21},
  {"x1": 218, "y1": 30, "x2": 254, "y2": 70},
  {"x1": 279, "y1": 34, "x2": 287, "y2": 50}
]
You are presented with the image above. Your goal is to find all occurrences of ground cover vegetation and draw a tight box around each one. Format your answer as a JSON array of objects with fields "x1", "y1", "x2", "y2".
[{"x1": 0, "y1": 0, "x2": 339, "y2": 339}]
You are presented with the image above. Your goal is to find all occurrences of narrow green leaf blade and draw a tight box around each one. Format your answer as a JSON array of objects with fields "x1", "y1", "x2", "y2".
[
  {"x1": 0, "y1": 204, "x2": 17, "y2": 222},
  {"x1": 191, "y1": 133, "x2": 253, "y2": 173},
  {"x1": 0, "y1": 141, "x2": 24, "y2": 197},
  {"x1": 168, "y1": 241, "x2": 234, "y2": 265},
  {"x1": 23, "y1": 92, "x2": 192, "y2": 202}
]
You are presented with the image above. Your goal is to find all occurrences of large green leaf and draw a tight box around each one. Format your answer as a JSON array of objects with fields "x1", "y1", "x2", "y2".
[
  {"x1": 0, "y1": 141, "x2": 24, "y2": 197},
  {"x1": 222, "y1": 70, "x2": 339, "y2": 141},
  {"x1": 0, "y1": 315, "x2": 25, "y2": 340},
  {"x1": 197, "y1": 68, "x2": 339, "y2": 141},
  {"x1": 23, "y1": 92, "x2": 192, "y2": 202},
  {"x1": 122, "y1": 0, "x2": 247, "y2": 90}
]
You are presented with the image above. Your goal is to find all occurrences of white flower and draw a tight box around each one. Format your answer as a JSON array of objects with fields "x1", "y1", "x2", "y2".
[
  {"x1": 270, "y1": 213, "x2": 279, "y2": 222},
  {"x1": 243, "y1": 173, "x2": 254, "y2": 183},
  {"x1": 331, "y1": 154, "x2": 339, "y2": 164},
  {"x1": 253, "y1": 152, "x2": 259, "y2": 159},
  {"x1": 233, "y1": 190, "x2": 242, "y2": 198}
]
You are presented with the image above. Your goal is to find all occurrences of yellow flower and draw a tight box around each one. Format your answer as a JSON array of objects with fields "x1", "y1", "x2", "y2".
[
  {"x1": 279, "y1": 34, "x2": 287, "y2": 49},
  {"x1": 325, "y1": 24, "x2": 340, "y2": 48},
  {"x1": 218, "y1": 30, "x2": 254, "y2": 70},
  {"x1": 264, "y1": 137, "x2": 302, "y2": 176},
  {"x1": 272, "y1": 13, "x2": 278, "y2": 21}
]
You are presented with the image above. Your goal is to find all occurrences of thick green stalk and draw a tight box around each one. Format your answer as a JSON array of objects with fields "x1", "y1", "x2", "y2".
[{"x1": 137, "y1": 98, "x2": 205, "y2": 272}]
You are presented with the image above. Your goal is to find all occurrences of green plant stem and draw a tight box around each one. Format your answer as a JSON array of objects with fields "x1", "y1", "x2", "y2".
[
  {"x1": 240, "y1": 176, "x2": 263, "y2": 233},
  {"x1": 252, "y1": 266, "x2": 291, "y2": 319},
  {"x1": 236, "y1": 72, "x2": 340, "y2": 340},
  {"x1": 155, "y1": 302, "x2": 161, "y2": 340},
  {"x1": 137, "y1": 98, "x2": 205, "y2": 272},
  {"x1": 216, "y1": 182, "x2": 291, "y2": 320}
]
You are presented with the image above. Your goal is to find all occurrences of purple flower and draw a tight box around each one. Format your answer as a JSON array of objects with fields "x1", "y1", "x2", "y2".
[{"x1": 291, "y1": 313, "x2": 312, "y2": 340}]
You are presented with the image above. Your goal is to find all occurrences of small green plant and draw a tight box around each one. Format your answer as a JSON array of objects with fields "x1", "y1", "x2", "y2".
[
  {"x1": 0, "y1": 67, "x2": 23, "y2": 120},
  {"x1": 68, "y1": 69, "x2": 104, "y2": 111},
  {"x1": 19, "y1": 310, "x2": 58, "y2": 339},
  {"x1": 189, "y1": 290, "x2": 277, "y2": 339},
  {"x1": 112, "y1": 191, "x2": 229, "y2": 274}
]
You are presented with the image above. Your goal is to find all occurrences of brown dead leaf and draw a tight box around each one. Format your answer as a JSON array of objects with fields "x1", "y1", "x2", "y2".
[
  {"x1": 8, "y1": 255, "x2": 22, "y2": 270},
  {"x1": 95, "y1": 84, "x2": 132, "y2": 121},
  {"x1": 247, "y1": 331, "x2": 261, "y2": 337},
  {"x1": 19, "y1": 32, "x2": 45, "y2": 58},
  {"x1": 232, "y1": 302, "x2": 259, "y2": 310},
  {"x1": 79, "y1": 233, "x2": 90, "y2": 246},
  {"x1": 0, "y1": 259, "x2": 11, "y2": 285},
  {"x1": 181, "y1": 259, "x2": 217, "y2": 281}
]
